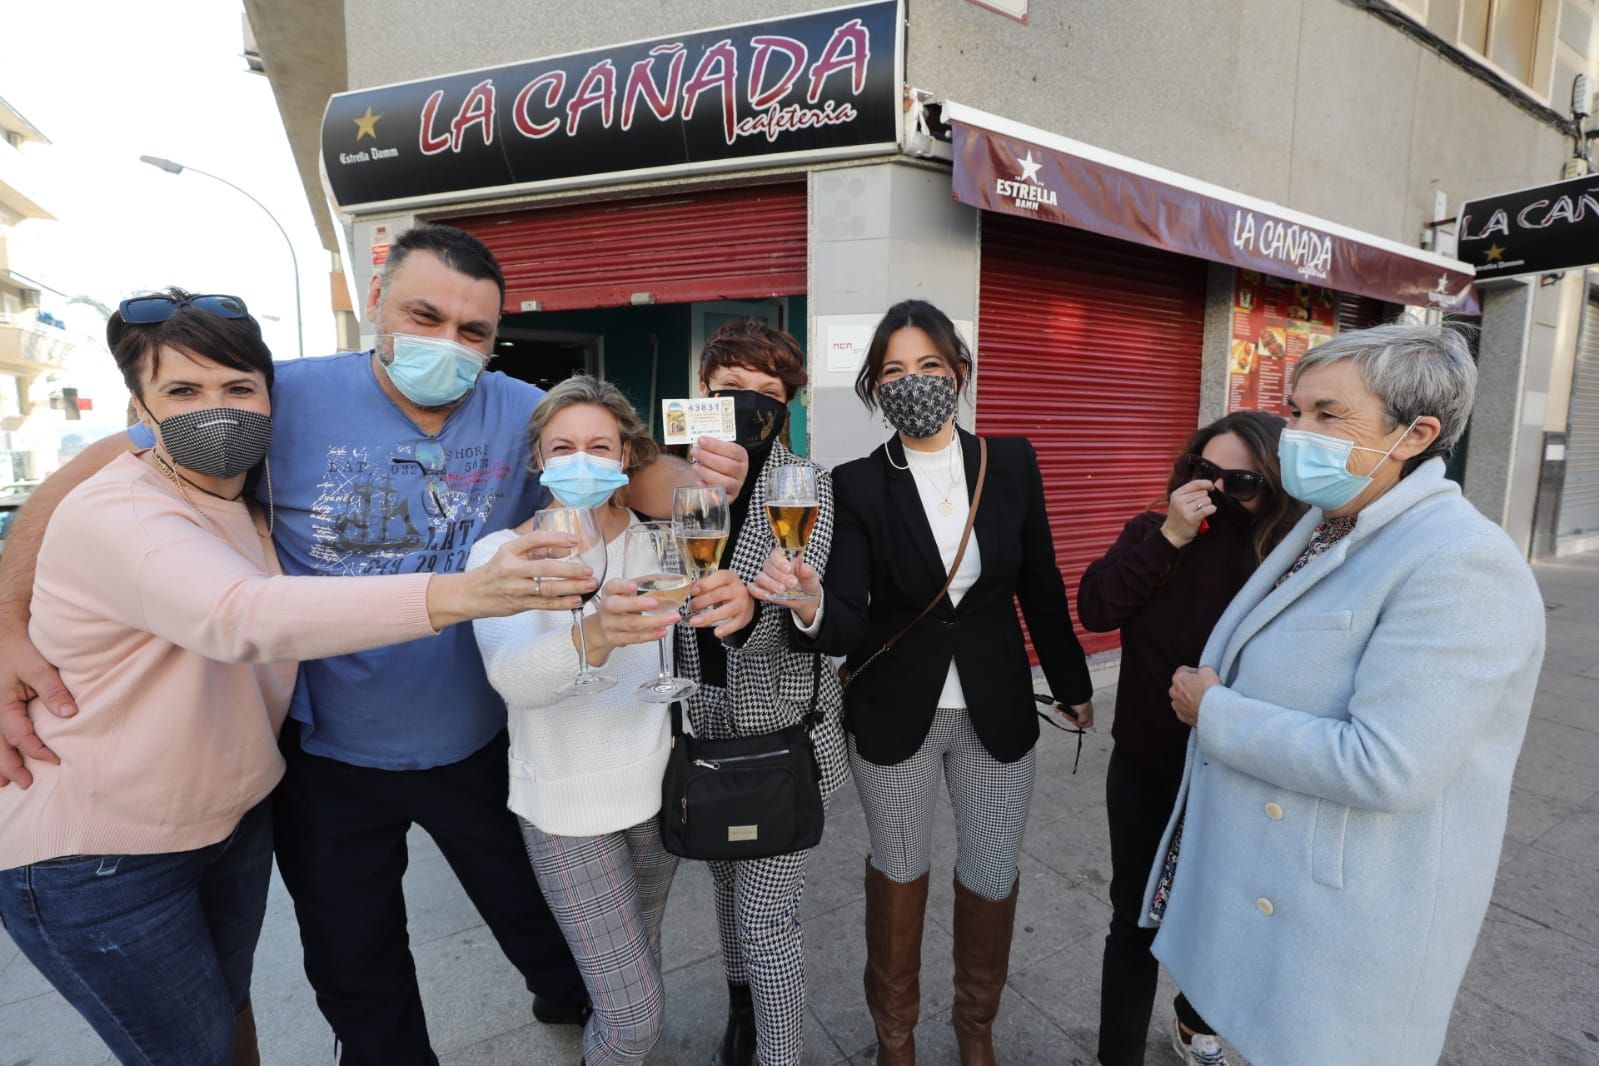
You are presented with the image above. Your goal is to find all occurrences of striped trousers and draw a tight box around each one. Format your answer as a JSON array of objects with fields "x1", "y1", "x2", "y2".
[{"x1": 519, "y1": 818, "x2": 678, "y2": 1066}]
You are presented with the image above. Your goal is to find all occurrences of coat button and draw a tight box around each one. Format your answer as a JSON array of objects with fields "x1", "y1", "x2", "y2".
[
  {"x1": 1256, "y1": 897, "x2": 1275, "y2": 916},
  {"x1": 1264, "y1": 802, "x2": 1284, "y2": 820}
]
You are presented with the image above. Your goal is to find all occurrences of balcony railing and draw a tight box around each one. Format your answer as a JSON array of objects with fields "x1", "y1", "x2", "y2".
[{"x1": 0, "y1": 317, "x2": 74, "y2": 369}]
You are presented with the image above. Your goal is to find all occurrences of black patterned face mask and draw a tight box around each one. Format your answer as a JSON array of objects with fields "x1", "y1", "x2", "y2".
[
  {"x1": 878, "y1": 373, "x2": 958, "y2": 439},
  {"x1": 155, "y1": 407, "x2": 273, "y2": 478}
]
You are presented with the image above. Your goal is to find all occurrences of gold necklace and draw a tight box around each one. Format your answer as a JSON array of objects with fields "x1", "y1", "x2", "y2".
[
  {"x1": 906, "y1": 429, "x2": 963, "y2": 516},
  {"x1": 152, "y1": 450, "x2": 274, "y2": 538}
]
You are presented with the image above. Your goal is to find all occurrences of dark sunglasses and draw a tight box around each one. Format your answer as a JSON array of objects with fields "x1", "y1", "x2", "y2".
[
  {"x1": 108, "y1": 294, "x2": 249, "y2": 347},
  {"x1": 391, "y1": 440, "x2": 449, "y2": 518},
  {"x1": 1177, "y1": 453, "x2": 1266, "y2": 502},
  {"x1": 1033, "y1": 695, "x2": 1087, "y2": 774}
]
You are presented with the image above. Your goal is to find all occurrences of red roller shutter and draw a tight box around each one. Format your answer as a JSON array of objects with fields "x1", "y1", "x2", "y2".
[
  {"x1": 976, "y1": 214, "x2": 1206, "y2": 657},
  {"x1": 442, "y1": 184, "x2": 807, "y2": 312}
]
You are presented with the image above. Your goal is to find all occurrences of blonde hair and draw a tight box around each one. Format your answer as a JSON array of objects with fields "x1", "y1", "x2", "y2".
[{"x1": 526, "y1": 374, "x2": 659, "y2": 477}]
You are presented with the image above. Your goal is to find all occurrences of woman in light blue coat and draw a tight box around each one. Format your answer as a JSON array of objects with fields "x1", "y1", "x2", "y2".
[{"x1": 1145, "y1": 323, "x2": 1545, "y2": 1066}]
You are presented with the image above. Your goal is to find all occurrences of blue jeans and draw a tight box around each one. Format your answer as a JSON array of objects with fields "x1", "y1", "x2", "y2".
[{"x1": 0, "y1": 800, "x2": 273, "y2": 1066}]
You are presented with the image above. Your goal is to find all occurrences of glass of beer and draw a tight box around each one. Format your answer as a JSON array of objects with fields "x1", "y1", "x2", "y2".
[
  {"x1": 673, "y1": 486, "x2": 730, "y2": 616},
  {"x1": 623, "y1": 520, "x2": 698, "y2": 703},
  {"x1": 533, "y1": 506, "x2": 614, "y2": 696},
  {"x1": 765, "y1": 464, "x2": 819, "y2": 604}
]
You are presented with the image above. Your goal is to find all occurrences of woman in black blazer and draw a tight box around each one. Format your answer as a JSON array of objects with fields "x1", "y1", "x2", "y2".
[{"x1": 753, "y1": 300, "x2": 1093, "y2": 1066}]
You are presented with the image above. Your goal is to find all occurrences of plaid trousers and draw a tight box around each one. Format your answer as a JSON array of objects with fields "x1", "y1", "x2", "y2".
[
  {"x1": 850, "y1": 704, "x2": 1036, "y2": 901},
  {"x1": 520, "y1": 818, "x2": 679, "y2": 1066}
]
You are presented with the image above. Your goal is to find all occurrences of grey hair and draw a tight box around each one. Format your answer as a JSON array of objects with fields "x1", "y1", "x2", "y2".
[
  {"x1": 526, "y1": 374, "x2": 659, "y2": 476},
  {"x1": 1292, "y1": 322, "x2": 1477, "y2": 464}
]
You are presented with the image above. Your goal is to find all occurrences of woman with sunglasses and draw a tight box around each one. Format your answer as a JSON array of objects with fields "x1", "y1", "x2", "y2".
[
  {"x1": 0, "y1": 290, "x2": 596, "y2": 1066},
  {"x1": 1078, "y1": 411, "x2": 1302, "y2": 1066}
]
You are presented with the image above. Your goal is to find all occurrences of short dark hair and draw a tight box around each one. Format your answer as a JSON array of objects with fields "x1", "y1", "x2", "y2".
[
  {"x1": 698, "y1": 318, "x2": 808, "y2": 402},
  {"x1": 855, "y1": 299, "x2": 973, "y2": 411},
  {"x1": 107, "y1": 288, "x2": 274, "y2": 400},
  {"x1": 382, "y1": 224, "x2": 506, "y2": 305}
]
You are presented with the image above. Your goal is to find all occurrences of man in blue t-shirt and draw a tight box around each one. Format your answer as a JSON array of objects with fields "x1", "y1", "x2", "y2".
[{"x1": 0, "y1": 225, "x2": 749, "y2": 1066}]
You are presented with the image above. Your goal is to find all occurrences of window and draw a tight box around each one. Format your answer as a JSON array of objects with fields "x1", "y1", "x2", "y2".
[{"x1": 1387, "y1": 0, "x2": 1579, "y2": 98}]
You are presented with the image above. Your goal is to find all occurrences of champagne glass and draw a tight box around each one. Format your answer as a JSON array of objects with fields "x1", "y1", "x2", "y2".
[
  {"x1": 765, "y1": 464, "x2": 820, "y2": 603},
  {"x1": 533, "y1": 507, "x2": 614, "y2": 696},
  {"x1": 623, "y1": 521, "x2": 699, "y2": 703},
  {"x1": 673, "y1": 485, "x2": 729, "y2": 615}
]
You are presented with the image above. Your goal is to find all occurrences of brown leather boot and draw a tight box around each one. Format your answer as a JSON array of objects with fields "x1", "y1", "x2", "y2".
[
  {"x1": 949, "y1": 875, "x2": 1019, "y2": 1066},
  {"x1": 864, "y1": 857, "x2": 930, "y2": 1066},
  {"x1": 232, "y1": 1003, "x2": 260, "y2": 1066}
]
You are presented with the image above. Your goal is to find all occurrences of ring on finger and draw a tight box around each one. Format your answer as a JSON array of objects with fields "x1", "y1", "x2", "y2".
[{"x1": 534, "y1": 576, "x2": 544, "y2": 597}]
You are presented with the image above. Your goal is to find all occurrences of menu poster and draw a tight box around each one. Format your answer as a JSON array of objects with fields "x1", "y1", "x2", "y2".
[{"x1": 1227, "y1": 271, "x2": 1338, "y2": 415}]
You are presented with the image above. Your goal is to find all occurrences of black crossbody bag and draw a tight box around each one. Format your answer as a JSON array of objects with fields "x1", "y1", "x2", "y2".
[{"x1": 659, "y1": 654, "x2": 826, "y2": 860}]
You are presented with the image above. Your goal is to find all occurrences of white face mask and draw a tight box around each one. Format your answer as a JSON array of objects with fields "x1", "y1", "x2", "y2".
[{"x1": 1277, "y1": 418, "x2": 1420, "y2": 510}]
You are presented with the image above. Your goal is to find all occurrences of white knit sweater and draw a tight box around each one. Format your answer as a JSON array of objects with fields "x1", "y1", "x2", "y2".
[{"x1": 469, "y1": 520, "x2": 672, "y2": 838}]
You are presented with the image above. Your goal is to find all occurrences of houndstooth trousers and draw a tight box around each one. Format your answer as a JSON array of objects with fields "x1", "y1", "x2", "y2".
[
  {"x1": 519, "y1": 818, "x2": 679, "y2": 1066},
  {"x1": 850, "y1": 704, "x2": 1037, "y2": 901}
]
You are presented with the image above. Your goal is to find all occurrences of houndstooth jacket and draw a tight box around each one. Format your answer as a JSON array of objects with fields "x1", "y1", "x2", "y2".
[{"x1": 673, "y1": 441, "x2": 849, "y2": 802}]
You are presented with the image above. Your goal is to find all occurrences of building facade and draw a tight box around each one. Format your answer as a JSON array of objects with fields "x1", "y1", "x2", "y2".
[{"x1": 247, "y1": 0, "x2": 1599, "y2": 655}]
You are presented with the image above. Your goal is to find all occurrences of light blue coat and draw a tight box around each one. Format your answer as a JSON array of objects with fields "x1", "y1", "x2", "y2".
[{"x1": 1141, "y1": 459, "x2": 1545, "y2": 1066}]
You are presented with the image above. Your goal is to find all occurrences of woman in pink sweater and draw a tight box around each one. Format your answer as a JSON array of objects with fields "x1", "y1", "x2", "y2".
[{"x1": 0, "y1": 291, "x2": 595, "y2": 1066}]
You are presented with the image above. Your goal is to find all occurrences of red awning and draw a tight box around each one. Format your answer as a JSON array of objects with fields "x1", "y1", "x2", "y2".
[{"x1": 943, "y1": 102, "x2": 1478, "y2": 314}]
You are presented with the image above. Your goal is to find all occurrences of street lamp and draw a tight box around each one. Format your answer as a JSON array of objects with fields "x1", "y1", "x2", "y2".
[{"x1": 138, "y1": 154, "x2": 304, "y2": 358}]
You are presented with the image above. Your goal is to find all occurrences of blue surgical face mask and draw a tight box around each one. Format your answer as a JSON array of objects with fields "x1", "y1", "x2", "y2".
[
  {"x1": 1277, "y1": 418, "x2": 1420, "y2": 511},
  {"x1": 539, "y1": 451, "x2": 630, "y2": 509},
  {"x1": 381, "y1": 333, "x2": 487, "y2": 407}
]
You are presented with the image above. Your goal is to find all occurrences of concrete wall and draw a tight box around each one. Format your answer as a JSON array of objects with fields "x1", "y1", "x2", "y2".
[
  {"x1": 1465, "y1": 279, "x2": 1537, "y2": 545},
  {"x1": 906, "y1": 0, "x2": 1568, "y2": 246},
  {"x1": 807, "y1": 161, "x2": 979, "y2": 469}
]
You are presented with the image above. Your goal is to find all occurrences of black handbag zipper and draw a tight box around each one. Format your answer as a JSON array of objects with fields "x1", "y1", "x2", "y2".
[{"x1": 692, "y1": 749, "x2": 790, "y2": 770}]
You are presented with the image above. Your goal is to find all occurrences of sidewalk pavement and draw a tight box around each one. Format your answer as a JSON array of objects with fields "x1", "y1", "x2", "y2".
[{"x1": 4, "y1": 555, "x2": 1598, "y2": 1065}]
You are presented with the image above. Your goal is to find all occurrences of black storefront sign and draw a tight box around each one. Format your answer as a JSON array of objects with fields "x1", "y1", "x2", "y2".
[
  {"x1": 1458, "y1": 173, "x2": 1599, "y2": 279},
  {"x1": 321, "y1": 0, "x2": 901, "y2": 211}
]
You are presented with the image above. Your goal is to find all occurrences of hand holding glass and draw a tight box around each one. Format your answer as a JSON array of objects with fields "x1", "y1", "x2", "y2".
[
  {"x1": 765, "y1": 465, "x2": 819, "y2": 604},
  {"x1": 533, "y1": 507, "x2": 614, "y2": 696},
  {"x1": 623, "y1": 521, "x2": 698, "y2": 703},
  {"x1": 673, "y1": 485, "x2": 729, "y2": 615}
]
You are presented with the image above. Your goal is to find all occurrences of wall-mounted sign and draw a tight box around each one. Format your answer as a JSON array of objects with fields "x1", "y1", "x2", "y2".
[
  {"x1": 946, "y1": 103, "x2": 1479, "y2": 313},
  {"x1": 1227, "y1": 270, "x2": 1338, "y2": 415},
  {"x1": 1458, "y1": 174, "x2": 1599, "y2": 279},
  {"x1": 321, "y1": 0, "x2": 902, "y2": 212}
]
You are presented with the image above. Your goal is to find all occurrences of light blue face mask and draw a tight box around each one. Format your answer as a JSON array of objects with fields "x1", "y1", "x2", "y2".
[
  {"x1": 540, "y1": 451, "x2": 630, "y2": 509},
  {"x1": 381, "y1": 333, "x2": 488, "y2": 407},
  {"x1": 1277, "y1": 418, "x2": 1420, "y2": 511}
]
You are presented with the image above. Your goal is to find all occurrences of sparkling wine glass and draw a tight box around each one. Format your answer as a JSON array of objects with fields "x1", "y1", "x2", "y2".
[
  {"x1": 765, "y1": 464, "x2": 819, "y2": 604},
  {"x1": 623, "y1": 521, "x2": 698, "y2": 703},
  {"x1": 533, "y1": 506, "x2": 614, "y2": 696},
  {"x1": 673, "y1": 485, "x2": 729, "y2": 615}
]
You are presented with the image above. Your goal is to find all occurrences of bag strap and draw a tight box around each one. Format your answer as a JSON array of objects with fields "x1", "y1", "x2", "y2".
[
  {"x1": 668, "y1": 647, "x2": 825, "y2": 741},
  {"x1": 882, "y1": 434, "x2": 988, "y2": 654}
]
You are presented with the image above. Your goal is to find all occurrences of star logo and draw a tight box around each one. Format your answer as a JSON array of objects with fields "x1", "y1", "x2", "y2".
[
  {"x1": 353, "y1": 106, "x2": 382, "y2": 142},
  {"x1": 1483, "y1": 243, "x2": 1506, "y2": 262},
  {"x1": 1017, "y1": 150, "x2": 1043, "y2": 186},
  {"x1": 1436, "y1": 273, "x2": 1451, "y2": 292}
]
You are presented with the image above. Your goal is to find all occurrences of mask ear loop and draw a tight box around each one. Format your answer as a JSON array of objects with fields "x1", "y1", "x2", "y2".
[{"x1": 259, "y1": 457, "x2": 275, "y2": 539}]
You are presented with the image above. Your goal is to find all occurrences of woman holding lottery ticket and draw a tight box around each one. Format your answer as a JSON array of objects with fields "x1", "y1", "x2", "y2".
[{"x1": 623, "y1": 318, "x2": 846, "y2": 1066}]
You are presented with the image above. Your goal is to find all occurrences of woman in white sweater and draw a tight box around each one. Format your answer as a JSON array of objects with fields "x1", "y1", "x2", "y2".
[{"x1": 470, "y1": 375, "x2": 754, "y2": 1066}]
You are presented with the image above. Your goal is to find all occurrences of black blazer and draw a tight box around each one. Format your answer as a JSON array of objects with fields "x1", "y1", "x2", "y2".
[{"x1": 795, "y1": 429, "x2": 1093, "y2": 765}]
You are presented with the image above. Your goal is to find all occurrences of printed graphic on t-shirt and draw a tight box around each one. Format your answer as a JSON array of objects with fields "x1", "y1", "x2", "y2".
[{"x1": 309, "y1": 441, "x2": 514, "y2": 576}]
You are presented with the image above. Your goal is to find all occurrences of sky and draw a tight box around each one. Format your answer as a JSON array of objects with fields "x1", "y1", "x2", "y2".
[{"x1": 5, "y1": 0, "x2": 336, "y2": 363}]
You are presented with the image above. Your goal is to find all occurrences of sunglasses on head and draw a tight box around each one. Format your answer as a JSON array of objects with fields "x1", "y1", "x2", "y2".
[
  {"x1": 107, "y1": 294, "x2": 249, "y2": 347},
  {"x1": 1177, "y1": 453, "x2": 1266, "y2": 502}
]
